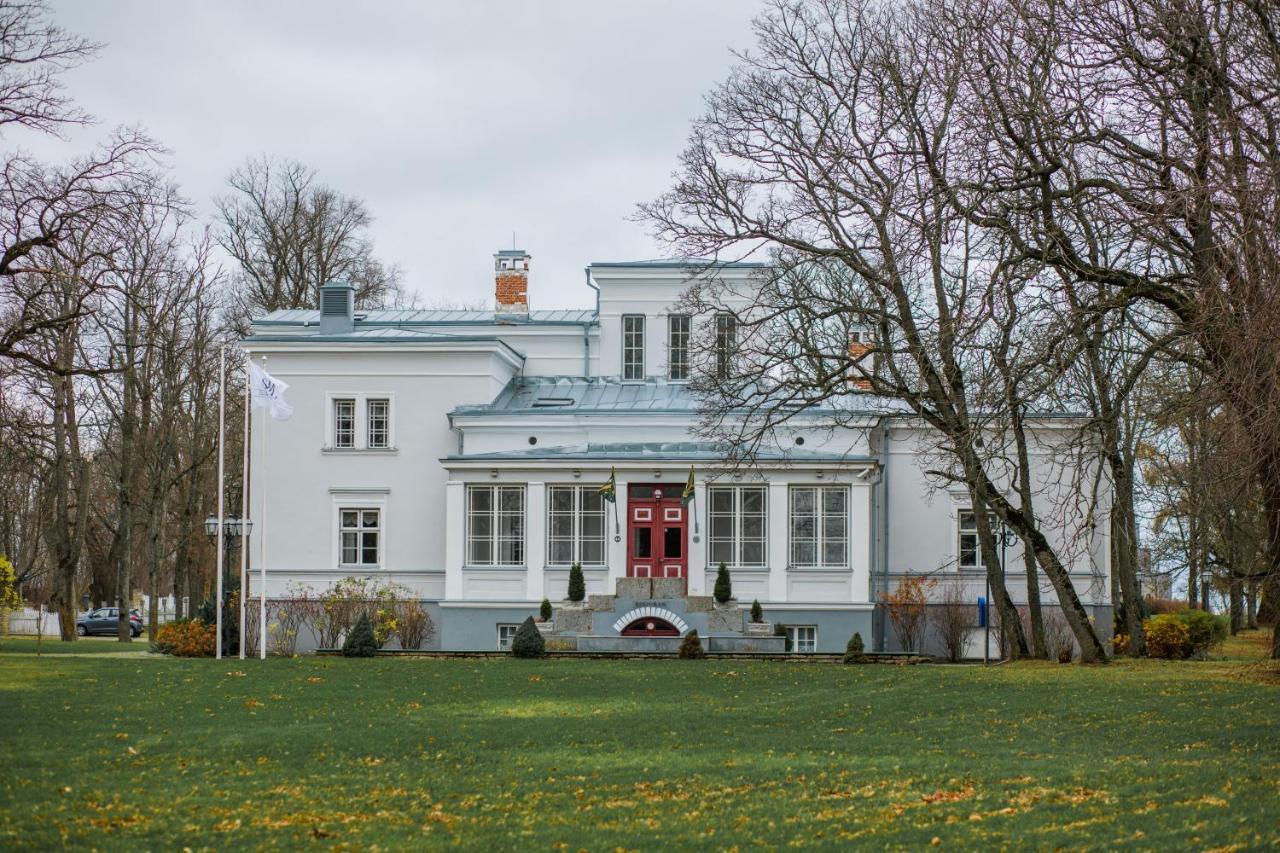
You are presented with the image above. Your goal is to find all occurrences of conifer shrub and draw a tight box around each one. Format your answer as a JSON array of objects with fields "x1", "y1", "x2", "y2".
[
  {"x1": 713, "y1": 562, "x2": 732, "y2": 604},
  {"x1": 678, "y1": 629, "x2": 706, "y2": 659},
  {"x1": 342, "y1": 613, "x2": 378, "y2": 657},
  {"x1": 843, "y1": 631, "x2": 868, "y2": 664},
  {"x1": 511, "y1": 616, "x2": 545, "y2": 658},
  {"x1": 567, "y1": 563, "x2": 586, "y2": 603},
  {"x1": 750, "y1": 599, "x2": 763, "y2": 623},
  {"x1": 539, "y1": 598, "x2": 553, "y2": 622}
]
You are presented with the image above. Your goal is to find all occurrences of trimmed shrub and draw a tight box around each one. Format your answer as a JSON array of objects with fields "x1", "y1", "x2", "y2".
[
  {"x1": 1171, "y1": 608, "x2": 1226, "y2": 655},
  {"x1": 511, "y1": 616, "x2": 545, "y2": 658},
  {"x1": 713, "y1": 563, "x2": 732, "y2": 604},
  {"x1": 1143, "y1": 614, "x2": 1192, "y2": 660},
  {"x1": 843, "y1": 631, "x2": 868, "y2": 664},
  {"x1": 342, "y1": 613, "x2": 378, "y2": 657},
  {"x1": 749, "y1": 599, "x2": 763, "y2": 623},
  {"x1": 395, "y1": 599, "x2": 434, "y2": 650},
  {"x1": 539, "y1": 598, "x2": 553, "y2": 622},
  {"x1": 567, "y1": 563, "x2": 586, "y2": 603},
  {"x1": 151, "y1": 620, "x2": 215, "y2": 657},
  {"x1": 678, "y1": 630, "x2": 706, "y2": 659}
]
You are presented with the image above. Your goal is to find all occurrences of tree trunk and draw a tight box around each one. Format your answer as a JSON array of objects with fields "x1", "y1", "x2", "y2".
[
  {"x1": 1010, "y1": 406, "x2": 1047, "y2": 658},
  {"x1": 969, "y1": 486, "x2": 1028, "y2": 659},
  {"x1": 1246, "y1": 581, "x2": 1258, "y2": 630}
]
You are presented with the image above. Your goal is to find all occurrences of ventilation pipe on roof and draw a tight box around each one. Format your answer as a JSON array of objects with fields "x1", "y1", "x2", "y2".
[{"x1": 318, "y1": 281, "x2": 355, "y2": 335}]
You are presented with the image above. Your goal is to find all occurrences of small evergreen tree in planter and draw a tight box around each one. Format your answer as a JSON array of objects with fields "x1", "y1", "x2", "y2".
[
  {"x1": 342, "y1": 613, "x2": 378, "y2": 657},
  {"x1": 567, "y1": 563, "x2": 586, "y2": 603},
  {"x1": 750, "y1": 599, "x2": 763, "y2": 623},
  {"x1": 539, "y1": 598, "x2": 553, "y2": 622},
  {"x1": 511, "y1": 615, "x2": 545, "y2": 658},
  {"x1": 843, "y1": 631, "x2": 868, "y2": 664},
  {"x1": 678, "y1": 630, "x2": 706, "y2": 659},
  {"x1": 713, "y1": 562, "x2": 732, "y2": 604}
]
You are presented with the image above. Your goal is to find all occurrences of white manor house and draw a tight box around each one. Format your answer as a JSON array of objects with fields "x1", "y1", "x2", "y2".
[{"x1": 244, "y1": 250, "x2": 1112, "y2": 654}]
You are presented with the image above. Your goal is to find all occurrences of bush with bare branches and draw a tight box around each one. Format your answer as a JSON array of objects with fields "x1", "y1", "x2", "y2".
[
  {"x1": 936, "y1": 583, "x2": 973, "y2": 662},
  {"x1": 884, "y1": 574, "x2": 936, "y2": 653}
]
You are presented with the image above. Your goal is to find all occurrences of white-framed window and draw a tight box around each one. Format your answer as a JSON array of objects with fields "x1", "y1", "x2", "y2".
[
  {"x1": 668, "y1": 314, "x2": 690, "y2": 380},
  {"x1": 547, "y1": 485, "x2": 606, "y2": 566},
  {"x1": 622, "y1": 314, "x2": 645, "y2": 380},
  {"x1": 467, "y1": 485, "x2": 525, "y2": 566},
  {"x1": 333, "y1": 398, "x2": 356, "y2": 448},
  {"x1": 958, "y1": 510, "x2": 998, "y2": 570},
  {"x1": 787, "y1": 625, "x2": 817, "y2": 653},
  {"x1": 789, "y1": 486, "x2": 848, "y2": 567},
  {"x1": 339, "y1": 508, "x2": 381, "y2": 566},
  {"x1": 715, "y1": 312, "x2": 736, "y2": 379},
  {"x1": 366, "y1": 398, "x2": 390, "y2": 448},
  {"x1": 708, "y1": 486, "x2": 766, "y2": 568},
  {"x1": 497, "y1": 623, "x2": 520, "y2": 651}
]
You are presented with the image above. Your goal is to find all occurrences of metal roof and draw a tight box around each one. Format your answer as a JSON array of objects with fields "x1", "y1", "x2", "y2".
[
  {"x1": 252, "y1": 308, "x2": 597, "y2": 327},
  {"x1": 589, "y1": 258, "x2": 766, "y2": 269},
  {"x1": 445, "y1": 442, "x2": 874, "y2": 463},
  {"x1": 452, "y1": 377, "x2": 704, "y2": 416}
]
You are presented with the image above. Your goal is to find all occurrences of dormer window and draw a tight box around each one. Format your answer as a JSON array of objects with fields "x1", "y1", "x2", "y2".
[{"x1": 623, "y1": 315, "x2": 645, "y2": 380}]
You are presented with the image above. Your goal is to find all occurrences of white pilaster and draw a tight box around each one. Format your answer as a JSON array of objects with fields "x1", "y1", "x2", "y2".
[
  {"x1": 767, "y1": 481, "x2": 789, "y2": 602},
  {"x1": 687, "y1": 479, "x2": 708, "y2": 595},
  {"x1": 444, "y1": 479, "x2": 464, "y2": 600},
  {"x1": 526, "y1": 480, "x2": 546, "y2": 601},
  {"x1": 850, "y1": 480, "x2": 872, "y2": 603}
]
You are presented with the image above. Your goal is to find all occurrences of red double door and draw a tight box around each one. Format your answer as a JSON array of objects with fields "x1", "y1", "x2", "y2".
[{"x1": 627, "y1": 484, "x2": 687, "y2": 581}]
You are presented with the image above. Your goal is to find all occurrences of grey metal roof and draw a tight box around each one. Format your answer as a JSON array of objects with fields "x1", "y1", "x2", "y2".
[
  {"x1": 589, "y1": 258, "x2": 765, "y2": 269},
  {"x1": 445, "y1": 442, "x2": 874, "y2": 464},
  {"x1": 252, "y1": 308, "x2": 597, "y2": 327},
  {"x1": 452, "y1": 377, "x2": 703, "y2": 416}
]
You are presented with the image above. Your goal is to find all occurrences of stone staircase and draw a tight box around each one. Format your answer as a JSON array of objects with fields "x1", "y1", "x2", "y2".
[{"x1": 544, "y1": 577, "x2": 786, "y2": 654}]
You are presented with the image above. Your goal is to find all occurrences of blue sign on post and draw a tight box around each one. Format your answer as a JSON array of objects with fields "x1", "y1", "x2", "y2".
[{"x1": 977, "y1": 595, "x2": 987, "y2": 627}]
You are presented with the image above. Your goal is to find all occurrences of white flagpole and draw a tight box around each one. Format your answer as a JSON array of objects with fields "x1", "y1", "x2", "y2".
[
  {"x1": 215, "y1": 345, "x2": 226, "y2": 660},
  {"x1": 259, "y1": 354, "x2": 268, "y2": 660},
  {"x1": 238, "y1": 350, "x2": 250, "y2": 659}
]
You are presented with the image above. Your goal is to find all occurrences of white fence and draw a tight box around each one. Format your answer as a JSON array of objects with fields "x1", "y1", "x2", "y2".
[{"x1": 4, "y1": 595, "x2": 185, "y2": 636}]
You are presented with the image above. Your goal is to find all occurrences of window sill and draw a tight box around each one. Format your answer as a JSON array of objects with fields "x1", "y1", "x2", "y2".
[
  {"x1": 706, "y1": 565, "x2": 770, "y2": 573},
  {"x1": 338, "y1": 564, "x2": 383, "y2": 571},
  {"x1": 545, "y1": 564, "x2": 608, "y2": 571},
  {"x1": 786, "y1": 565, "x2": 852, "y2": 573},
  {"x1": 322, "y1": 447, "x2": 399, "y2": 455},
  {"x1": 462, "y1": 565, "x2": 528, "y2": 571}
]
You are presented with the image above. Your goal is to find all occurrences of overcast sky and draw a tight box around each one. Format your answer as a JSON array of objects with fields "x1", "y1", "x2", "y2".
[{"x1": 20, "y1": 1, "x2": 761, "y2": 308}]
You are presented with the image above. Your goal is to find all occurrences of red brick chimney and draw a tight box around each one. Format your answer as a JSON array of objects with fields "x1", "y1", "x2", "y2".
[
  {"x1": 849, "y1": 333, "x2": 873, "y2": 391},
  {"x1": 494, "y1": 249, "x2": 530, "y2": 317}
]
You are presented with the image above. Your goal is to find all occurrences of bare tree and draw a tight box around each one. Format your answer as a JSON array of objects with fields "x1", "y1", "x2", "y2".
[
  {"x1": 215, "y1": 156, "x2": 404, "y2": 327},
  {"x1": 0, "y1": 0, "x2": 98, "y2": 136}
]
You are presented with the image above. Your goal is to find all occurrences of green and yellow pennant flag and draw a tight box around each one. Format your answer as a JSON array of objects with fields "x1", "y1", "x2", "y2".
[
  {"x1": 681, "y1": 466, "x2": 696, "y2": 506},
  {"x1": 598, "y1": 467, "x2": 617, "y2": 504}
]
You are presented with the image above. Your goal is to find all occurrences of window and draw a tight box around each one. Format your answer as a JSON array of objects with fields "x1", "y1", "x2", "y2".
[
  {"x1": 467, "y1": 485, "x2": 525, "y2": 566},
  {"x1": 708, "y1": 486, "x2": 766, "y2": 567},
  {"x1": 715, "y1": 312, "x2": 736, "y2": 379},
  {"x1": 622, "y1": 315, "x2": 645, "y2": 380},
  {"x1": 668, "y1": 314, "x2": 690, "y2": 380},
  {"x1": 497, "y1": 624, "x2": 520, "y2": 651},
  {"x1": 787, "y1": 625, "x2": 817, "y2": 653},
  {"x1": 789, "y1": 486, "x2": 848, "y2": 567},
  {"x1": 958, "y1": 510, "x2": 997, "y2": 569},
  {"x1": 366, "y1": 398, "x2": 390, "y2": 448},
  {"x1": 333, "y1": 398, "x2": 355, "y2": 448},
  {"x1": 340, "y1": 508, "x2": 381, "y2": 566},
  {"x1": 547, "y1": 485, "x2": 606, "y2": 566}
]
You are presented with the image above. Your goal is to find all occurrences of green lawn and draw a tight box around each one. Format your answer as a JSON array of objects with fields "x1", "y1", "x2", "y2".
[{"x1": 1, "y1": 634, "x2": 1276, "y2": 850}]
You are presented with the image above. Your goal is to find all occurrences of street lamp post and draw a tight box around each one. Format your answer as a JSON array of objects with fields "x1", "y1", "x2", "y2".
[
  {"x1": 986, "y1": 522, "x2": 1017, "y2": 663},
  {"x1": 204, "y1": 514, "x2": 253, "y2": 657}
]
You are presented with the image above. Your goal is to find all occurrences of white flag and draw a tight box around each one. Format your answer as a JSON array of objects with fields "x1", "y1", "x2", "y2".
[{"x1": 248, "y1": 361, "x2": 293, "y2": 420}]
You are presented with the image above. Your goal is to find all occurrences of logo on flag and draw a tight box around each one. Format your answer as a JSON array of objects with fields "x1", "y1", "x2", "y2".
[
  {"x1": 248, "y1": 361, "x2": 293, "y2": 421},
  {"x1": 598, "y1": 467, "x2": 617, "y2": 504}
]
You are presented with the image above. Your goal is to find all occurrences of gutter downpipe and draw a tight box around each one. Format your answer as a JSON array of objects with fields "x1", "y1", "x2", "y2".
[{"x1": 583, "y1": 267, "x2": 600, "y2": 379}]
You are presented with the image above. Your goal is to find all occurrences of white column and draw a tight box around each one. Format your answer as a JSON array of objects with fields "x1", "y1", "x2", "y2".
[
  {"x1": 687, "y1": 478, "x2": 707, "y2": 596},
  {"x1": 444, "y1": 480, "x2": 465, "y2": 600},
  {"x1": 849, "y1": 480, "x2": 872, "y2": 603},
  {"x1": 767, "y1": 480, "x2": 789, "y2": 602},
  {"x1": 526, "y1": 481, "x2": 546, "y2": 602},
  {"x1": 607, "y1": 476, "x2": 629, "y2": 594}
]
